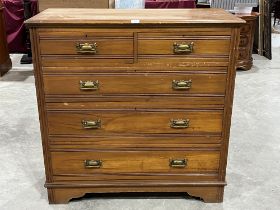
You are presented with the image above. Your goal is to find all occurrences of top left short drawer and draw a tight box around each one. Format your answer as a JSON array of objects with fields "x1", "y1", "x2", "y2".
[{"x1": 38, "y1": 30, "x2": 134, "y2": 56}]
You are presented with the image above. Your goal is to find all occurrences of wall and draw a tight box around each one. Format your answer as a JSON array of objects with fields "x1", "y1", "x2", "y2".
[{"x1": 114, "y1": 0, "x2": 145, "y2": 8}]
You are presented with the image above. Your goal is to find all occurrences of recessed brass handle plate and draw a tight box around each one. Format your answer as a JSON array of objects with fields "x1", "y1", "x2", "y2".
[
  {"x1": 84, "y1": 160, "x2": 102, "y2": 169},
  {"x1": 173, "y1": 42, "x2": 194, "y2": 54},
  {"x1": 170, "y1": 119, "x2": 190, "y2": 129},
  {"x1": 172, "y1": 80, "x2": 192, "y2": 90},
  {"x1": 80, "y1": 80, "x2": 99, "y2": 91},
  {"x1": 81, "y1": 120, "x2": 101, "y2": 129},
  {"x1": 76, "y1": 42, "x2": 97, "y2": 54},
  {"x1": 169, "y1": 159, "x2": 187, "y2": 168}
]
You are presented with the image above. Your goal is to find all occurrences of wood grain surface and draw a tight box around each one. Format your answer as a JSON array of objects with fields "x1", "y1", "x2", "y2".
[
  {"x1": 28, "y1": 9, "x2": 243, "y2": 203},
  {"x1": 51, "y1": 150, "x2": 220, "y2": 174},
  {"x1": 40, "y1": 39, "x2": 133, "y2": 55},
  {"x1": 43, "y1": 73, "x2": 226, "y2": 96},
  {"x1": 25, "y1": 8, "x2": 245, "y2": 27},
  {"x1": 45, "y1": 96, "x2": 225, "y2": 110},
  {"x1": 47, "y1": 111, "x2": 223, "y2": 135}
]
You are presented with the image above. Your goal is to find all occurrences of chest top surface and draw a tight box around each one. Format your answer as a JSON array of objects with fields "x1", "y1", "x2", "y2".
[{"x1": 25, "y1": 8, "x2": 245, "y2": 27}]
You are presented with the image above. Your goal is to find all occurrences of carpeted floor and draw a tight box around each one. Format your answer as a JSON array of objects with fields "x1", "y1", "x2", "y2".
[{"x1": 0, "y1": 34, "x2": 280, "y2": 210}]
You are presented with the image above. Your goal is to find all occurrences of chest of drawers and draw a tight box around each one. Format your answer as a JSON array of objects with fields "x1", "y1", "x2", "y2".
[{"x1": 26, "y1": 8, "x2": 244, "y2": 204}]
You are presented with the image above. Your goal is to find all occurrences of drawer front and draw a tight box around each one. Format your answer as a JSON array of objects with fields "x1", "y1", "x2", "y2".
[
  {"x1": 41, "y1": 57, "x2": 134, "y2": 69},
  {"x1": 40, "y1": 39, "x2": 133, "y2": 56},
  {"x1": 49, "y1": 136, "x2": 222, "y2": 149},
  {"x1": 39, "y1": 30, "x2": 134, "y2": 39},
  {"x1": 51, "y1": 150, "x2": 220, "y2": 175},
  {"x1": 43, "y1": 73, "x2": 226, "y2": 96},
  {"x1": 46, "y1": 96, "x2": 225, "y2": 110},
  {"x1": 138, "y1": 39, "x2": 230, "y2": 56},
  {"x1": 47, "y1": 111, "x2": 223, "y2": 135},
  {"x1": 41, "y1": 57, "x2": 229, "y2": 71}
]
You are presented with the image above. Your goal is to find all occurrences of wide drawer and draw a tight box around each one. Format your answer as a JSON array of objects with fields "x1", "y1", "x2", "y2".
[
  {"x1": 138, "y1": 38, "x2": 230, "y2": 56},
  {"x1": 45, "y1": 96, "x2": 225, "y2": 110},
  {"x1": 41, "y1": 57, "x2": 229, "y2": 71},
  {"x1": 51, "y1": 150, "x2": 220, "y2": 175},
  {"x1": 40, "y1": 39, "x2": 133, "y2": 56},
  {"x1": 43, "y1": 73, "x2": 226, "y2": 96},
  {"x1": 49, "y1": 136, "x2": 222, "y2": 149},
  {"x1": 47, "y1": 111, "x2": 223, "y2": 135}
]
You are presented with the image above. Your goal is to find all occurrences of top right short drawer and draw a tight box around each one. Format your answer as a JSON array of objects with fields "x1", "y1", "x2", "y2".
[{"x1": 138, "y1": 33, "x2": 231, "y2": 57}]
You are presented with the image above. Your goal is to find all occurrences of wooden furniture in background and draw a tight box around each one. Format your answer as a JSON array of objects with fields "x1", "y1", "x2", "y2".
[
  {"x1": 26, "y1": 8, "x2": 244, "y2": 204},
  {"x1": 0, "y1": 1, "x2": 11, "y2": 76},
  {"x1": 236, "y1": 13, "x2": 259, "y2": 70},
  {"x1": 273, "y1": 0, "x2": 280, "y2": 26},
  {"x1": 38, "y1": 0, "x2": 109, "y2": 11}
]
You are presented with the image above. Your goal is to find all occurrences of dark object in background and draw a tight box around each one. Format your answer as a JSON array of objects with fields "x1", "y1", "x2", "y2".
[
  {"x1": 272, "y1": 0, "x2": 280, "y2": 26},
  {"x1": 196, "y1": 0, "x2": 210, "y2": 8},
  {"x1": 20, "y1": 0, "x2": 32, "y2": 64},
  {"x1": 0, "y1": 1, "x2": 12, "y2": 76}
]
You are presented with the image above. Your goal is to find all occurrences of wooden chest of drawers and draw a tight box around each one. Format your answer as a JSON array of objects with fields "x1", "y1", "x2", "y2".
[{"x1": 26, "y1": 8, "x2": 244, "y2": 204}]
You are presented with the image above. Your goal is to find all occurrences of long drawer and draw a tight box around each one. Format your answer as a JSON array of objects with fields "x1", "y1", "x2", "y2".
[
  {"x1": 49, "y1": 136, "x2": 222, "y2": 149},
  {"x1": 43, "y1": 73, "x2": 227, "y2": 96},
  {"x1": 51, "y1": 150, "x2": 220, "y2": 175},
  {"x1": 47, "y1": 111, "x2": 223, "y2": 135},
  {"x1": 45, "y1": 96, "x2": 225, "y2": 110},
  {"x1": 41, "y1": 57, "x2": 229, "y2": 70}
]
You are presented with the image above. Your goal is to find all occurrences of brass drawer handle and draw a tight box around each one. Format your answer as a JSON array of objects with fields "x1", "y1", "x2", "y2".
[
  {"x1": 173, "y1": 42, "x2": 194, "y2": 54},
  {"x1": 81, "y1": 120, "x2": 101, "y2": 129},
  {"x1": 80, "y1": 80, "x2": 99, "y2": 91},
  {"x1": 170, "y1": 119, "x2": 190, "y2": 129},
  {"x1": 170, "y1": 159, "x2": 187, "y2": 168},
  {"x1": 172, "y1": 80, "x2": 192, "y2": 90},
  {"x1": 84, "y1": 160, "x2": 102, "y2": 169},
  {"x1": 76, "y1": 42, "x2": 97, "y2": 54}
]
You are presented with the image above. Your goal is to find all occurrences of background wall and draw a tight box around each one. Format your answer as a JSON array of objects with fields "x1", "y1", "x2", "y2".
[{"x1": 114, "y1": 0, "x2": 145, "y2": 8}]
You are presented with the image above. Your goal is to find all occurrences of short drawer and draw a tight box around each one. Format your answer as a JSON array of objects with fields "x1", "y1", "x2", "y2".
[
  {"x1": 138, "y1": 37, "x2": 230, "y2": 56},
  {"x1": 51, "y1": 150, "x2": 220, "y2": 175},
  {"x1": 47, "y1": 111, "x2": 223, "y2": 135},
  {"x1": 40, "y1": 39, "x2": 133, "y2": 56},
  {"x1": 43, "y1": 73, "x2": 226, "y2": 96}
]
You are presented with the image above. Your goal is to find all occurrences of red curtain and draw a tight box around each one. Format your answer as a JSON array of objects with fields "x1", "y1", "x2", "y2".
[
  {"x1": 2, "y1": 0, "x2": 38, "y2": 53},
  {"x1": 145, "y1": 0, "x2": 196, "y2": 8}
]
